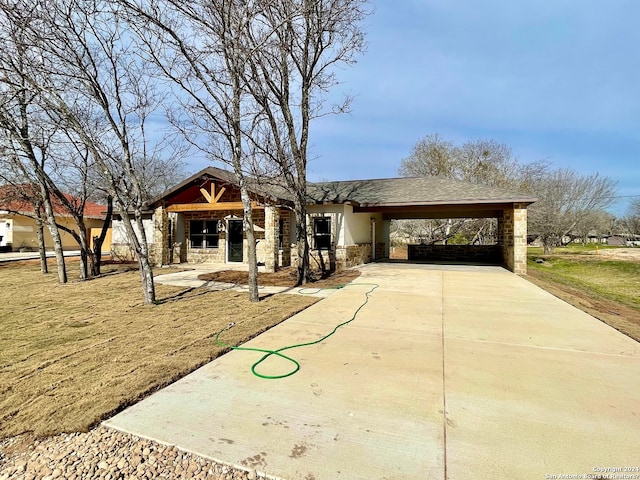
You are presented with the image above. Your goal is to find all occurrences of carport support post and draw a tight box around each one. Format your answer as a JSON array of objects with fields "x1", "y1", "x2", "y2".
[
  {"x1": 264, "y1": 205, "x2": 280, "y2": 273},
  {"x1": 500, "y1": 203, "x2": 528, "y2": 275},
  {"x1": 383, "y1": 220, "x2": 391, "y2": 258}
]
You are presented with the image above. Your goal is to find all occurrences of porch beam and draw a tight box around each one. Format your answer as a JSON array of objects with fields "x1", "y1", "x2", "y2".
[{"x1": 167, "y1": 202, "x2": 262, "y2": 212}]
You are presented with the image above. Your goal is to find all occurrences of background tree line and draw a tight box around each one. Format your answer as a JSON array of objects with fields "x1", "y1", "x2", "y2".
[{"x1": 396, "y1": 133, "x2": 630, "y2": 254}]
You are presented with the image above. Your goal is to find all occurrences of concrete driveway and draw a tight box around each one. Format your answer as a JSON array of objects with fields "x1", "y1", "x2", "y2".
[{"x1": 104, "y1": 263, "x2": 640, "y2": 479}]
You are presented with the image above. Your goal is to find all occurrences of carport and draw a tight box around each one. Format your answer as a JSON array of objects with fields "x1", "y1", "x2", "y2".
[
  {"x1": 310, "y1": 176, "x2": 537, "y2": 274},
  {"x1": 359, "y1": 199, "x2": 532, "y2": 274}
]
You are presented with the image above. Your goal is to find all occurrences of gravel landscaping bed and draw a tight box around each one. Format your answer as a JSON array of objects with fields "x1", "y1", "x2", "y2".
[{"x1": 0, "y1": 426, "x2": 261, "y2": 480}]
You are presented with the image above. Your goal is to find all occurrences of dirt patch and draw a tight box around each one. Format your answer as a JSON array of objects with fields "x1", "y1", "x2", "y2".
[
  {"x1": 595, "y1": 247, "x2": 640, "y2": 261},
  {"x1": 526, "y1": 271, "x2": 640, "y2": 344},
  {"x1": 198, "y1": 267, "x2": 361, "y2": 288}
]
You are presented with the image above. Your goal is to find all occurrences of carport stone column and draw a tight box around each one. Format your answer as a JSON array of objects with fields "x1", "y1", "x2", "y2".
[
  {"x1": 501, "y1": 203, "x2": 528, "y2": 275},
  {"x1": 264, "y1": 205, "x2": 280, "y2": 273}
]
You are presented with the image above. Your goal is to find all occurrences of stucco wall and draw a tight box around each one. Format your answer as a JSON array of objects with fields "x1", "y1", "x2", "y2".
[
  {"x1": 343, "y1": 207, "x2": 384, "y2": 245},
  {"x1": 302, "y1": 205, "x2": 388, "y2": 270},
  {"x1": 110, "y1": 215, "x2": 155, "y2": 261},
  {"x1": 0, "y1": 214, "x2": 104, "y2": 251}
]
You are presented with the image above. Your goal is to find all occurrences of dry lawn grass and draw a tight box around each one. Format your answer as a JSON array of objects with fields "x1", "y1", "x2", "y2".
[
  {"x1": 198, "y1": 266, "x2": 360, "y2": 288},
  {"x1": 527, "y1": 254, "x2": 640, "y2": 343},
  {"x1": 0, "y1": 261, "x2": 317, "y2": 439}
]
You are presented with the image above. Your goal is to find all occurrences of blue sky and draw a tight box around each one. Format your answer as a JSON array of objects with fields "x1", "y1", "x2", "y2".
[{"x1": 302, "y1": 0, "x2": 640, "y2": 215}]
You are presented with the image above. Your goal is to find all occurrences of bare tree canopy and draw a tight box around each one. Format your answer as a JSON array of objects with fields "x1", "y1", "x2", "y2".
[
  {"x1": 398, "y1": 134, "x2": 547, "y2": 246},
  {"x1": 242, "y1": 0, "x2": 371, "y2": 284},
  {"x1": 630, "y1": 197, "x2": 640, "y2": 218},
  {"x1": 0, "y1": 0, "x2": 184, "y2": 302},
  {"x1": 399, "y1": 134, "x2": 547, "y2": 190},
  {"x1": 0, "y1": 2, "x2": 69, "y2": 281},
  {"x1": 119, "y1": 0, "x2": 371, "y2": 288},
  {"x1": 528, "y1": 169, "x2": 618, "y2": 252},
  {"x1": 118, "y1": 0, "x2": 277, "y2": 301},
  {"x1": 398, "y1": 133, "x2": 618, "y2": 253}
]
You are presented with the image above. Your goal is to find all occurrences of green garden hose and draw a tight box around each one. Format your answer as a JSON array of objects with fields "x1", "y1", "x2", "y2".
[{"x1": 214, "y1": 283, "x2": 379, "y2": 379}]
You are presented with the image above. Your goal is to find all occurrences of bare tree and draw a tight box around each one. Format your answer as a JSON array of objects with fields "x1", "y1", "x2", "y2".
[
  {"x1": 398, "y1": 134, "x2": 547, "y2": 246},
  {"x1": 572, "y1": 209, "x2": 616, "y2": 244},
  {"x1": 616, "y1": 199, "x2": 640, "y2": 239},
  {"x1": 399, "y1": 134, "x2": 455, "y2": 178},
  {"x1": 13, "y1": 0, "x2": 180, "y2": 303},
  {"x1": 44, "y1": 140, "x2": 106, "y2": 280},
  {"x1": 243, "y1": 0, "x2": 371, "y2": 285},
  {"x1": 630, "y1": 197, "x2": 640, "y2": 219},
  {"x1": 401, "y1": 135, "x2": 547, "y2": 190},
  {"x1": 527, "y1": 169, "x2": 618, "y2": 253},
  {"x1": 0, "y1": 6, "x2": 68, "y2": 282},
  {"x1": 119, "y1": 0, "x2": 270, "y2": 302}
]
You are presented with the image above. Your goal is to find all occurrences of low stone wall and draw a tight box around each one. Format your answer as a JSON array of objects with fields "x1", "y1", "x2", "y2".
[
  {"x1": 111, "y1": 243, "x2": 139, "y2": 263},
  {"x1": 407, "y1": 244, "x2": 501, "y2": 264},
  {"x1": 336, "y1": 244, "x2": 372, "y2": 269},
  {"x1": 307, "y1": 242, "x2": 386, "y2": 271}
]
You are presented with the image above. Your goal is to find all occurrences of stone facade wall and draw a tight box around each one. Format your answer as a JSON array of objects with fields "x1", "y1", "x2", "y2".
[
  {"x1": 512, "y1": 203, "x2": 528, "y2": 274},
  {"x1": 264, "y1": 206, "x2": 279, "y2": 272},
  {"x1": 110, "y1": 243, "x2": 137, "y2": 262},
  {"x1": 307, "y1": 242, "x2": 384, "y2": 271},
  {"x1": 407, "y1": 244, "x2": 501, "y2": 264},
  {"x1": 279, "y1": 210, "x2": 292, "y2": 268},
  {"x1": 337, "y1": 243, "x2": 373, "y2": 269},
  {"x1": 309, "y1": 249, "x2": 335, "y2": 272},
  {"x1": 499, "y1": 203, "x2": 528, "y2": 275},
  {"x1": 144, "y1": 206, "x2": 296, "y2": 268},
  {"x1": 112, "y1": 242, "x2": 162, "y2": 265},
  {"x1": 181, "y1": 209, "x2": 266, "y2": 265}
]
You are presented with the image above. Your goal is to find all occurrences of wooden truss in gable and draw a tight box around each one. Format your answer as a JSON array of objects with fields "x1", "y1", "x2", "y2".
[{"x1": 166, "y1": 182, "x2": 262, "y2": 212}]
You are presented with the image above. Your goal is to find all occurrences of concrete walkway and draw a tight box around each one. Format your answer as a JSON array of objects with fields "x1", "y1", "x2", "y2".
[
  {"x1": 153, "y1": 268, "x2": 337, "y2": 298},
  {"x1": 0, "y1": 250, "x2": 81, "y2": 262},
  {"x1": 104, "y1": 263, "x2": 640, "y2": 480}
]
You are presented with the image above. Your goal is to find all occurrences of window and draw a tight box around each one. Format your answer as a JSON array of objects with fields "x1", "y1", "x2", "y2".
[
  {"x1": 190, "y1": 220, "x2": 219, "y2": 249},
  {"x1": 278, "y1": 218, "x2": 284, "y2": 250},
  {"x1": 313, "y1": 217, "x2": 331, "y2": 250}
]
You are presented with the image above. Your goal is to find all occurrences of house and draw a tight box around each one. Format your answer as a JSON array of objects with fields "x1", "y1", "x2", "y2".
[
  {"x1": 608, "y1": 235, "x2": 640, "y2": 247},
  {"x1": 0, "y1": 184, "x2": 108, "y2": 252},
  {"x1": 111, "y1": 167, "x2": 537, "y2": 274}
]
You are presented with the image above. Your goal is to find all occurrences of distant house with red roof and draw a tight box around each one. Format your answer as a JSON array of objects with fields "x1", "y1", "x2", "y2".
[{"x1": 0, "y1": 184, "x2": 109, "y2": 252}]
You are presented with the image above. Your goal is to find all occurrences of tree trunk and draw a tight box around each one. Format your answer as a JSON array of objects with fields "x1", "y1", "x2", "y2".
[
  {"x1": 39, "y1": 197, "x2": 66, "y2": 283},
  {"x1": 115, "y1": 204, "x2": 156, "y2": 304},
  {"x1": 134, "y1": 214, "x2": 156, "y2": 305},
  {"x1": 76, "y1": 222, "x2": 89, "y2": 280},
  {"x1": 35, "y1": 217, "x2": 48, "y2": 274},
  {"x1": 46, "y1": 220, "x2": 67, "y2": 283},
  {"x1": 242, "y1": 193, "x2": 259, "y2": 302},
  {"x1": 137, "y1": 253, "x2": 156, "y2": 304},
  {"x1": 294, "y1": 194, "x2": 309, "y2": 286},
  {"x1": 236, "y1": 167, "x2": 259, "y2": 302},
  {"x1": 91, "y1": 195, "x2": 113, "y2": 277}
]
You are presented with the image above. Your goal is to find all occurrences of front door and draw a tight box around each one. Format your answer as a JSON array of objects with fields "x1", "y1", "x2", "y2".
[{"x1": 227, "y1": 219, "x2": 244, "y2": 262}]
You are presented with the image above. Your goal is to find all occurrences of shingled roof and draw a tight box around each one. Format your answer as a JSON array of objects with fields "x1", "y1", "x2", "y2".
[
  {"x1": 150, "y1": 167, "x2": 537, "y2": 208},
  {"x1": 307, "y1": 176, "x2": 537, "y2": 207}
]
